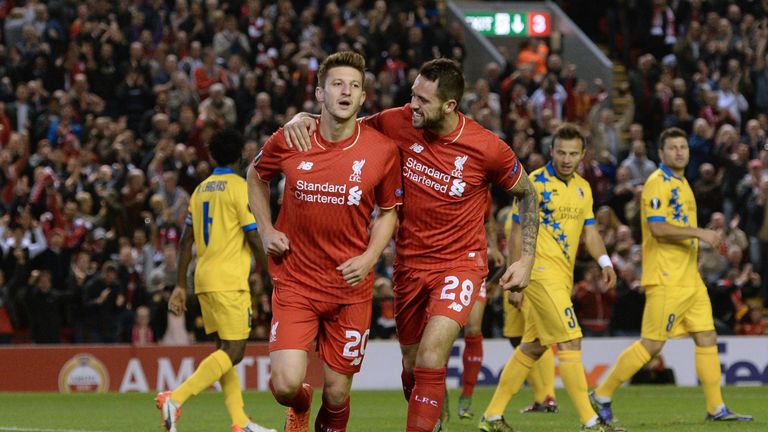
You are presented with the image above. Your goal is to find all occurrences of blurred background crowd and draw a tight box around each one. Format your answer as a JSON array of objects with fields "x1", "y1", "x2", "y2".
[{"x1": 0, "y1": 0, "x2": 765, "y2": 346}]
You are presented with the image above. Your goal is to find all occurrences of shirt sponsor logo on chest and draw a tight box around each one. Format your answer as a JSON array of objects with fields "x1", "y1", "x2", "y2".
[
  {"x1": 292, "y1": 159, "x2": 366, "y2": 206},
  {"x1": 402, "y1": 154, "x2": 469, "y2": 198}
]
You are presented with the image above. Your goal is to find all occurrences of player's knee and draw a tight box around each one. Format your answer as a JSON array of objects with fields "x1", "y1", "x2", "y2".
[
  {"x1": 520, "y1": 342, "x2": 546, "y2": 359},
  {"x1": 464, "y1": 324, "x2": 482, "y2": 336},
  {"x1": 322, "y1": 381, "x2": 351, "y2": 406},
  {"x1": 221, "y1": 340, "x2": 247, "y2": 365},
  {"x1": 269, "y1": 370, "x2": 303, "y2": 401},
  {"x1": 692, "y1": 330, "x2": 717, "y2": 347},
  {"x1": 640, "y1": 338, "x2": 665, "y2": 356},
  {"x1": 415, "y1": 347, "x2": 446, "y2": 368}
]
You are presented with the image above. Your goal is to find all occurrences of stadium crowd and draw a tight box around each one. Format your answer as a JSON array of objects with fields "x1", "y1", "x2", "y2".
[{"x1": 0, "y1": 0, "x2": 765, "y2": 346}]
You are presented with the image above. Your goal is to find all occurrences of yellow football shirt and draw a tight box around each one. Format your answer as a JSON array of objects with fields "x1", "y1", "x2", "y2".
[
  {"x1": 641, "y1": 164, "x2": 699, "y2": 287},
  {"x1": 186, "y1": 167, "x2": 257, "y2": 293},
  {"x1": 511, "y1": 163, "x2": 595, "y2": 282}
]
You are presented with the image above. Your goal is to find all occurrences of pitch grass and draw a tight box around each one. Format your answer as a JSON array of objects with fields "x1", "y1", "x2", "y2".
[{"x1": 0, "y1": 386, "x2": 764, "y2": 432}]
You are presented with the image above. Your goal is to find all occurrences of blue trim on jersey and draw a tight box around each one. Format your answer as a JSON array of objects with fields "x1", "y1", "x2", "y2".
[
  {"x1": 545, "y1": 162, "x2": 569, "y2": 184},
  {"x1": 242, "y1": 223, "x2": 258, "y2": 233},
  {"x1": 659, "y1": 164, "x2": 682, "y2": 180},
  {"x1": 647, "y1": 216, "x2": 666, "y2": 222},
  {"x1": 512, "y1": 214, "x2": 520, "y2": 224},
  {"x1": 584, "y1": 218, "x2": 595, "y2": 226},
  {"x1": 213, "y1": 167, "x2": 236, "y2": 175}
]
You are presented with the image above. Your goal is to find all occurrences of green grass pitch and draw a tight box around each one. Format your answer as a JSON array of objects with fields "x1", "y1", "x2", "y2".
[{"x1": 0, "y1": 386, "x2": 764, "y2": 431}]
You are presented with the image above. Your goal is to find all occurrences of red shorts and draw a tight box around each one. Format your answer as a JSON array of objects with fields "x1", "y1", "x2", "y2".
[
  {"x1": 394, "y1": 265, "x2": 485, "y2": 345},
  {"x1": 269, "y1": 282, "x2": 372, "y2": 375}
]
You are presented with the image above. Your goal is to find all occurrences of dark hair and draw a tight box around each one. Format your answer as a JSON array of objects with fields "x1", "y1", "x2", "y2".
[
  {"x1": 553, "y1": 123, "x2": 586, "y2": 150},
  {"x1": 418, "y1": 58, "x2": 465, "y2": 104},
  {"x1": 659, "y1": 127, "x2": 687, "y2": 149},
  {"x1": 317, "y1": 51, "x2": 366, "y2": 87},
  {"x1": 208, "y1": 128, "x2": 245, "y2": 166}
]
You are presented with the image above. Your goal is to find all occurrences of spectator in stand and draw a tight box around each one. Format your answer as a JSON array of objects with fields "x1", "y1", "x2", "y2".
[
  {"x1": 589, "y1": 90, "x2": 635, "y2": 158},
  {"x1": 620, "y1": 140, "x2": 657, "y2": 184},
  {"x1": 132, "y1": 304, "x2": 154, "y2": 345},
  {"x1": 737, "y1": 303, "x2": 766, "y2": 335},
  {"x1": 574, "y1": 261, "x2": 617, "y2": 337}
]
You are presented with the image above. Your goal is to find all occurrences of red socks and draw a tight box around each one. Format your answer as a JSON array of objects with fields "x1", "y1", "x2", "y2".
[
  {"x1": 269, "y1": 379, "x2": 312, "y2": 413},
  {"x1": 315, "y1": 397, "x2": 350, "y2": 432},
  {"x1": 462, "y1": 334, "x2": 483, "y2": 397},
  {"x1": 407, "y1": 367, "x2": 446, "y2": 431}
]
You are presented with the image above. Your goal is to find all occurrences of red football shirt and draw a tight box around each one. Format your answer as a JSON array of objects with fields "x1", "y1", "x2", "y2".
[
  {"x1": 253, "y1": 121, "x2": 402, "y2": 303},
  {"x1": 364, "y1": 104, "x2": 522, "y2": 271}
]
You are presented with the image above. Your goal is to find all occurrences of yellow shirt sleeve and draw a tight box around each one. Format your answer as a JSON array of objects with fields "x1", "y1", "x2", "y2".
[{"x1": 642, "y1": 175, "x2": 668, "y2": 223}]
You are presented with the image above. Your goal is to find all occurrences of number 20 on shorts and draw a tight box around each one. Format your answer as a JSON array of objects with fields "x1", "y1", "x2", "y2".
[
  {"x1": 440, "y1": 276, "x2": 474, "y2": 312},
  {"x1": 343, "y1": 329, "x2": 370, "y2": 366}
]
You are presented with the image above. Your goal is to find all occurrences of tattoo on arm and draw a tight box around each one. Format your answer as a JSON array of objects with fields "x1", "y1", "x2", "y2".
[{"x1": 509, "y1": 174, "x2": 538, "y2": 258}]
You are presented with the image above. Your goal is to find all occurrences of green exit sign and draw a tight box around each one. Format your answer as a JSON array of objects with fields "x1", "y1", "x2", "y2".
[{"x1": 464, "y1": 11, "x2": 550, "y2": 37}]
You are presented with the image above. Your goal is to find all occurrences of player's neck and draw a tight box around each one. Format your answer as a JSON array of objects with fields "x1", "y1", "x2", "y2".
[
  {"x1": 429, "y1": 111, "x2": 460, "y2": 137},
  {"x1": 318, "y1": 111, "x2": 357, "y2": 142}
]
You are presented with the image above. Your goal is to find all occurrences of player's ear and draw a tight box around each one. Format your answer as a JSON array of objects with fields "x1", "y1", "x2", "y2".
[
  {"x1": 315, "y1": 86, "x2": 324, "y2": 103},
  {"x1": 443, "y1": 99, "x2": 457, "y2": 114},
  {"x1": 359, "y1": 90, "x2": 366, "y2": 108}
]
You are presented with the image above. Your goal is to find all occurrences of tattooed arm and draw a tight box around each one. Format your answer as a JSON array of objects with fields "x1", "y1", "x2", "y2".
[{"x1": 501, "y1": 172, "x2": 538, "y2": 292}]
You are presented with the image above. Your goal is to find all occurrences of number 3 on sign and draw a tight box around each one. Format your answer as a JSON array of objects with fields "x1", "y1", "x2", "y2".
[
  {"x1": 343, "y1": 329, "x2": 370, "y2": 366},
  {"x1": 440, "y1": 276, "x2": 474, "y2": 311}
]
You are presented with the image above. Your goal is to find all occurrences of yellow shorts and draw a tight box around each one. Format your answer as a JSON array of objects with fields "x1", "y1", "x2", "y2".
[
  {"x1": 521, "y1": 279, "x2": 582, "y2": 346},
  {"x1": 198, "y1": 291, "x2": 252, "y2": 340},
  {"x1": 641, "y1": 278, "x2": 714, "y2": 341},
  {"x1": 503, "y1": 290, "x2": 524, "y2": 338}
]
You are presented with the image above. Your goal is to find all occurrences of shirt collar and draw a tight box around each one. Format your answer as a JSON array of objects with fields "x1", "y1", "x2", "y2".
[
  {"x1": 545, "y1": 161, "x2": 570, "y2": 184},
  {"x1": 659, "y1": 163, "x2": 682, "y2": 180},
  {"x1": 212, "y1": 167, "x2": 235, "y2": 175}
]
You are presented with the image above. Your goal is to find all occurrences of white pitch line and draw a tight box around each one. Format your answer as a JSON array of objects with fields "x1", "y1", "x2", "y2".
[{"x1": 0, "y1": 427, "x2": 109, "y2": 432}]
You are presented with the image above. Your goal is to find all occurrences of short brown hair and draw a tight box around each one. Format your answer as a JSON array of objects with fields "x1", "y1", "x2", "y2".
[
  {"x1": 317, "y1": 51, "x2": 366, "y2": 87},
  {"x1": 418, "y1": 58, "x2": 465, "y2": 104},
  {"x1": 553, "y1": 123, "x2": 586, "y2": 150},
  {"x1": 659, "y1": 127, "x2": 687, "y2": 149}
]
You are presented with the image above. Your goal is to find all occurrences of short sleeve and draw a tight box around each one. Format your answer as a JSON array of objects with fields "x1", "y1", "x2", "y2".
[
  {"x1": 642, "y1": 176, "x2": 668, "y2": 223},
  {"x1": 374, "y1": 141, "x2": 404, "y2": 209},
  {"x1": 252, "y1": 130, "x2": 285, "y2": 182},
  {"x1": 235, "y1": 181, "x2": 257, "y2": 232},
  {"x1": 361, "y1": 106, "x2": 410, "y2": 138},
  {"x1": 487, "y1": 138, "x2": 522, "y2": 190}
]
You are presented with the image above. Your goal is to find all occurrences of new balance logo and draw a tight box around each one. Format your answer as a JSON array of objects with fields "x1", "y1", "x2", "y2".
[
  {"x1": 410, "y1": 143, "x2": 424, "y2": 153},
  {"x1": 297, "y1": 161, "x2": 314, "y2": 170},
  {"x1": 270, "y1": 321, "x2": 279, "y2": 342},
  {"x1": 414, "y1": 395, "x2": 439, "y2": 407},
  {"x1": 347, "y1": 186, "x2": 362, "y2": 206},
  {"x1": 449, "y1": 179, "x2": 466, "y2": 197},
  {"x1": 448, "y1": 302, "x2": 464, "y2": 312}
]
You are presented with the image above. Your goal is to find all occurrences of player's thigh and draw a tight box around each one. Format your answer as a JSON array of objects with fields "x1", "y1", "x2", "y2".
[
  {"x1": 641, "y1": 284, "x2": 695, "y2": 341},
  {"x1": 198, "y1": 291, "x2": 251, "y2": 340},
  {"x1": 426, "y1": 267, "x2": 485, "y2": 328},
  {"x1": 465, "y1": 283, "x2": 487, "y2": 335},
  {"x1": 269, "y1": 284, "x2": 321, "y2": 353},
  {"x1": 522, "y1": 279, "x2": 582, "y2": 346},
  {"x1": 318, "y1": 301, "x2": 372, "y2": 376},
  {"x1": 503, "y1": 290, "x2": 525, "y2": 339},
  {"x1": 680, "y1": 279, "x2": 715, "y2": 334},
  {"x1": 394, "y1": 266, "x2": 431, "y2": 346}
]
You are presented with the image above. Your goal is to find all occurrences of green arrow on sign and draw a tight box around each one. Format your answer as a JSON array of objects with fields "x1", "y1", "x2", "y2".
[{"x1": 511, "y1": 13, "x2": 526, "y2": 34}]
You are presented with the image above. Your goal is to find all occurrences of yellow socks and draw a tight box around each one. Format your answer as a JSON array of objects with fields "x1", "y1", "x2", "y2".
[
  {"x1": 595, "y1": 341, "x2": 651, "y2": 399},
  {"x1": 221, "y1": 367, "x2": 251, "y2": 427},
  {"x1": 484, "y1": 350, "x2": 535, "y2": 418},
  {"x1": 528, "y1": 347, "x2": 555, "y2": 402},
  {"x1": 172, "y1": 350, "x2": 232, "y2": 405},
  {"x1": 558, "y1": 350, "x2": 597, "y2": 424},
  {"x1": 695, "y1": 345, "x2": 724, "y2": 414}
]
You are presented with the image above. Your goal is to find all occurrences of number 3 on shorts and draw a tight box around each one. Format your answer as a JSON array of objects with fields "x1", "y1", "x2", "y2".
[
  {"x1": 343, "y1": 329, "x2": 370, "y2": 366},
  {"x1": 440, "y1": 276, "x2": 474, "y2": 312}
]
